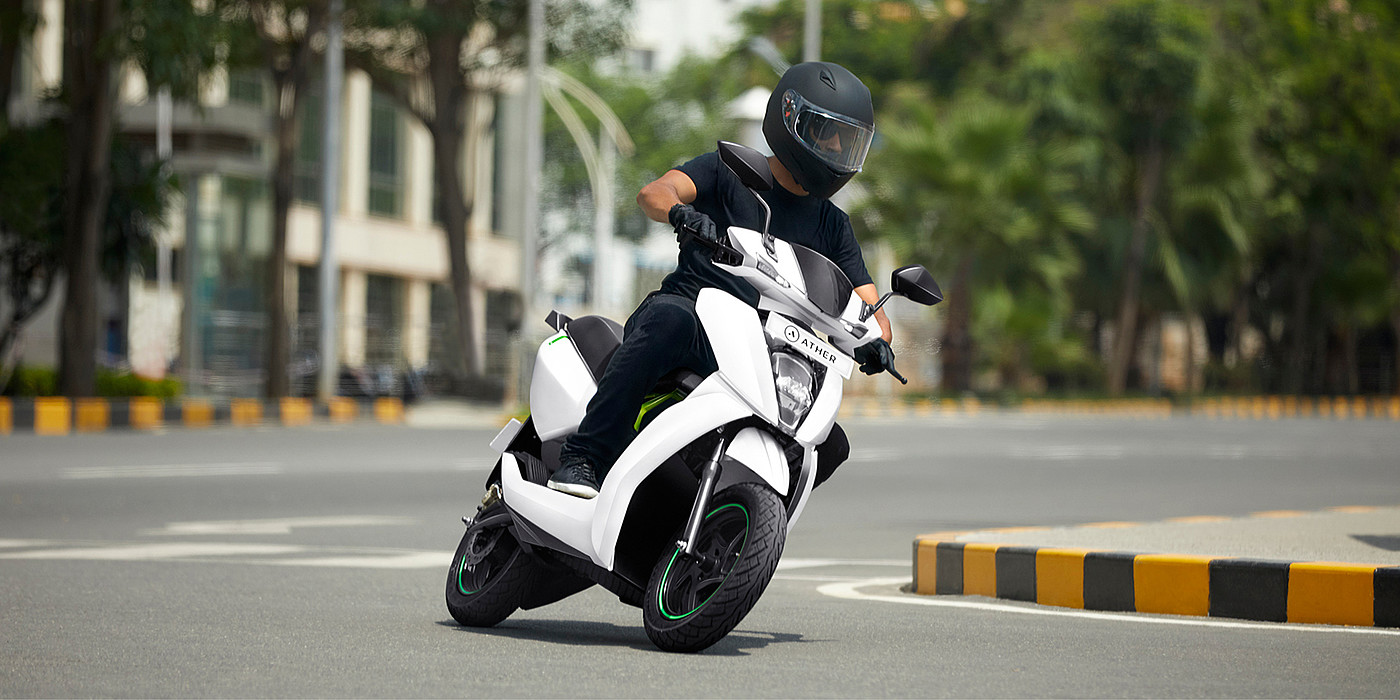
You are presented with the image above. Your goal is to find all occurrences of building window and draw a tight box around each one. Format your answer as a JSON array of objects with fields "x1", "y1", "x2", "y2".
[
  {"x1": 365, "y1": 273, "x2": 403, "y2": 365},
  {"x1": 368, "y1": 90, "x2": 403, "y2": 218},
  {"x1": 228, "y1": 71, "x2": 266, "y2": 107},
  {"x1": 294, "y1": 89, "x2": 323, "y2": 204}
]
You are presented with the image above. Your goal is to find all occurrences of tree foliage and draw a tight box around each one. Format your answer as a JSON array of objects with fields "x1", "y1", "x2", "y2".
[{"x1": 738, "y1": 0, "x2": 1400, "y2": 396}]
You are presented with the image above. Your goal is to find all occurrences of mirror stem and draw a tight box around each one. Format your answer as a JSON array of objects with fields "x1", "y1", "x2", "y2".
[
  {"x1": 751, "y1": 188, "x2": 775, "y2": 254},
  {"x1": 861, "y1": 292, "x2": 897, "y2": 321}
]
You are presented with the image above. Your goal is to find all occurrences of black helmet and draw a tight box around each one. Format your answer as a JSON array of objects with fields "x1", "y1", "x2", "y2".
[{"x1": 762, "y1": 62, "x2": 875, "y2": 199}]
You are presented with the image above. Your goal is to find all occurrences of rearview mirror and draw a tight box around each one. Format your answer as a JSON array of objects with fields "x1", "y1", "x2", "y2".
[
  {"x1": 717, "y1": 140, "x2": 774, "y2": 192},
  {"x1": 892, "y1": 265, "x2": 943, "y2": 306}
]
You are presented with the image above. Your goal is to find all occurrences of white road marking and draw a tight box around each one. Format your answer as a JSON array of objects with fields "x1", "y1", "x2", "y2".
[
  {"x1": 848, "y1": 449, "x2": 900, "y2": 463},
  {"x1": 818, "y1": 577, "x2": 1400, "y2": 637},
  {"x1": 454, "y1": 458, "x2": 497, "y2": 471},
  {"x1": 0, "y1": 542, "x2": 306, "y2": 560},
  {"x1": 1008, "y1": 445, "x2": 1126, "y2": 460},
  {"x1": 62, "y1": 462, "x2": 282, "y2": 480},
  {"x1": 143, "y1": 515, "x2": 416, "y2": 536},
  {"x1": 0, "y1": 539, "x2": 54, "y2": 548},
  {"x1": 247, "y1": 552, "x2": 451, "y2": 569},
  {"x1": 777, "y1": 557, "x2": 907, "y2": 570}
]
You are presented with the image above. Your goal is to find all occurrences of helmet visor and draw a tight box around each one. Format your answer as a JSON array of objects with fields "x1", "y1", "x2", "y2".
[{"x1": 782, "y1": 90, "x2": 874, "y2": 173}]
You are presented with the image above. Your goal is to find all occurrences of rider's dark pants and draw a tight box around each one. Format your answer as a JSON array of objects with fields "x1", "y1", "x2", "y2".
[
  {"x1": 559, "y1": 293, "x2": 718, "y2": 479},
  {"x1": 558, "y1": 292, "x2": 854, "y2": 486}
]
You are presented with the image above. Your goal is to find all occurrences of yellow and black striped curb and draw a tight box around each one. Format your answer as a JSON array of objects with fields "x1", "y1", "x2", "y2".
[
  {"x1": 838, "y1": 396, "x2": 1400, "y2": 420},
  {"x1": 0, "y1": 396, "x2": 406, "y2": 435},
  {"x1": 912, "y1": 527, "x2": 1400, "y2": 629}
]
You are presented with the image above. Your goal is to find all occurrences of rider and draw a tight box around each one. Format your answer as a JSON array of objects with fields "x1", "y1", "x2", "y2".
[{"x1": 547, "y1": 61, "x2": 900, "y2": 499}]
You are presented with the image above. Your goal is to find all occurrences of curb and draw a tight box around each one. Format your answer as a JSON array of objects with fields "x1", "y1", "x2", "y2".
[
  {"x1": 837, "y1": 395, "x2": 1400, "y2": 421},
  {"x1": 912, "y1": 529, "x2": 1400, "y2": 629},
  {"x1": 0, "y1": 396, "x2": 406, "y2": 435}
]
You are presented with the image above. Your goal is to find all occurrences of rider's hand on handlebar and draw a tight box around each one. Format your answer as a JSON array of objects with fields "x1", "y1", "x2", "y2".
[
  {"x1": 854, "y1": 338, "x2": 907, "y2": 384},
  {"x1": 669, "y1": 203, "x2": 718, "y2": 244}
]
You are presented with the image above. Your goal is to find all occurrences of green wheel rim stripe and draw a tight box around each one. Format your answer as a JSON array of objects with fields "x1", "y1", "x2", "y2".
[{"x1": 657, "y1": 503, "x2": 750, "y2": 621}]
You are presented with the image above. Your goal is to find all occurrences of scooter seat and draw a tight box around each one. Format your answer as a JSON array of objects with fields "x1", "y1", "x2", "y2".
[{"x1": 566, "y1": 315, "x2": 624, "y2": 383}]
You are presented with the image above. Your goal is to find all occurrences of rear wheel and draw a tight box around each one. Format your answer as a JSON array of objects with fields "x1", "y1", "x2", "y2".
[
  {"x1": 445, "y1": 509, "x2": 541, "y2": 627},
  {"x1": 642, "y1": 482, "x2": 786, "y2": 653}
]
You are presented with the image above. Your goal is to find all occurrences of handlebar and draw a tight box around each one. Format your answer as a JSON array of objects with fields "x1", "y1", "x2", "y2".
[{"x1": 678, "y1": 224, "x2": 743, "y2": 266}]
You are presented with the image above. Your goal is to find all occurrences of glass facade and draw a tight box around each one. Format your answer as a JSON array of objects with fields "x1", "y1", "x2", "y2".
[{"x1": 367, "y1": 90, "x2": 402, "y2": 217}]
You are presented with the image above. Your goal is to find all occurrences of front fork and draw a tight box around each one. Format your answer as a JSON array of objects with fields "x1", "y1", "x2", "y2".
[{"x1": 676, "y1": 431, "x2": 729, "y2": 565}]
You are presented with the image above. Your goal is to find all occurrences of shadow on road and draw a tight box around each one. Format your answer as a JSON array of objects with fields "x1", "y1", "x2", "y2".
[{"x1": 436, "y1": 619, "x2": 819, "y2": 655}]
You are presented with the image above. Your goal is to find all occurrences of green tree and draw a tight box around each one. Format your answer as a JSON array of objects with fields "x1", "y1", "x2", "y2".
[
  {"x1": 52, "y1": 0, "x2": 222, "y2": 395},
  {"x1": 1248, "y1": 0, "x2": 1400, "y2": 394},
  {"x1": 1, "y1": 122, "x2": 176, "y2": 392},
  {"x1": 215, "y1": 0, "x2": 328, "y2": 398},
  {"x1": 1075, "y1": 0, "x2": 1211, "y2": 396},
  {"x1": 858, "y1": 86, "x2": 1092, "y2": 393},
  {"x1": 345, "y1": 0, "x2": 629, "y2": 382}
]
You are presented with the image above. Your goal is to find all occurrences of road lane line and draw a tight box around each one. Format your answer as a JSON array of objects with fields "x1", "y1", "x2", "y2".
[
  {"x1": 62, "y1": 462, "x2": 282, "y2": 480},
  {"x1": 143, "y1": 516, "x2": 416, "y2": 536},
  {"x1": 0, "y1": 542, "x2": 306, "y2": 560},
  {"x1": 777, "y1": 557, "x2": 908, "y2": 570},
  {"x1": 818, "y1": 577, "x2": 1400, "y2": 637}
]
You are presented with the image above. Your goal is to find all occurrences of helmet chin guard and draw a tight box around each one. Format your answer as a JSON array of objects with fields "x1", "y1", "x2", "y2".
[{"x1": 763, "y1": 62, "x2": 874, "y2": 199}]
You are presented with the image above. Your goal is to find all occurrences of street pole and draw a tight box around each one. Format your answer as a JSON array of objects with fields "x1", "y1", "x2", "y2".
[
  {"x1": 803, "y1": 0, "x2": 821, "y2": 63},
  {"x1": 592, "y1": 128, "x2": 615, "y2": 316},
  {"x1": 317, "y1": 0, "x2": 343, "y2": 402},
  {"x1": 523, "y1": 0, "x2": 544, "y2": 313},
  {"x1": 155, "y1": 87, "x2": 172, "y2": 378}
]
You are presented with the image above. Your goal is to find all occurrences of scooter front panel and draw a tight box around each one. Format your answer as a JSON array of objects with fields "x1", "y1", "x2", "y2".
[
  {"x1": 591, "y1": 385, "x2": 754, "y2": 571},
  {"x1": 695, "y1": 288, "x2": 779, "y2": 423}
]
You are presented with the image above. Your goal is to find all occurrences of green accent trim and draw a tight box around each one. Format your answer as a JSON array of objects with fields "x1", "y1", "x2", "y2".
[
  {"x1": 657, "y1": 503, "x2": 750, "y2": 621},
  {"x1": 634, "y1": 390, "x2": 685, "y2": 431},
  {"x1": 547, "y1": 334, "x2": 570, "y2": 345}
]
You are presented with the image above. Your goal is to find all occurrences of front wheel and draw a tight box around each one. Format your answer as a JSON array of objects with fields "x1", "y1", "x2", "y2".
[
  {"x1": 643, "y1": 482, "x2": 786, "y2": 653},
  {"x1": 445, "y1": 510, "x2": 541, "y2": 627}
]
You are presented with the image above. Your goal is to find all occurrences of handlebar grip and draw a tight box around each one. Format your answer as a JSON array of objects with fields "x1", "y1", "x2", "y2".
[{"x1": 677, "y1": 225, "x2": 741, "y2": 265}]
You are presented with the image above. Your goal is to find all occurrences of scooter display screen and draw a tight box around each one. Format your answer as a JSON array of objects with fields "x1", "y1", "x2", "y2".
[{"x1": 791, "y1": 244, "x2": 854, "y2": 317}]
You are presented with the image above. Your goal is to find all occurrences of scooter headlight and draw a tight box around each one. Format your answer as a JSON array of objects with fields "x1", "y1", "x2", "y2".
[{"x1": 771, "y1": 351, "x2": 815, "y2": 434}]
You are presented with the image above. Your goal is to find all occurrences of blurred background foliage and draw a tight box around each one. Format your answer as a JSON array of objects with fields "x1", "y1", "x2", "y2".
[
  {"x1": 539, "y1": 0, "x2": 1399, "y2": 398},
  {"x1": 3, "y1": 0, "x2": 1396, "y2": 400},
  {"x1": 737, "y1": 0, "x2": 1398, "y2": 398}
]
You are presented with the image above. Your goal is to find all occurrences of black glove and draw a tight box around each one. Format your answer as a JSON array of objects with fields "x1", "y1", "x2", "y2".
[
  {"x1": 669, "y1": 203, "x2": 718, "y2": 243},
  {"x1": 853, "y1": 338, "x2": 907, "y2": 384}
]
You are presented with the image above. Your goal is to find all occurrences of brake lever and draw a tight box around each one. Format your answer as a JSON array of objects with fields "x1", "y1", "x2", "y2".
[{"x1": 888, "y1": 364, "x2": 908, "y2": 385}]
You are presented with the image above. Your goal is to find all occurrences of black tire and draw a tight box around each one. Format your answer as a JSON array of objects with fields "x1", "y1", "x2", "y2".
[
  {"x1": 445, "y1": 517, "x2": 541, "y2": 627},
  {"x1": 642, "y1": 482, "x2": 786, "y2": 653}
]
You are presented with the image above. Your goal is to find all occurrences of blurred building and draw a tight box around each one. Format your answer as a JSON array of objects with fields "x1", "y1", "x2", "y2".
[{"x1": 7, "y1": 0, "x2": 522, "y2": 399}]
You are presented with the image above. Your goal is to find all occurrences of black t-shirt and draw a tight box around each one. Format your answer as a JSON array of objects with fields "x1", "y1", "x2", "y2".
[{"x1": 656, "y1": 151, "x2": 873, "y2": 307}]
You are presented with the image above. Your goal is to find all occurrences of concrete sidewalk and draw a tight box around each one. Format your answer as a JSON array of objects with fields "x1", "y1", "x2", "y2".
[{"x1": 912, "y1": 505, "x2": 1400, "y2": 629}]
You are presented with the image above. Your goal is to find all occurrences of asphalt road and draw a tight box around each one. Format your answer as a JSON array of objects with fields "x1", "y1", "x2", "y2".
[{"x1": 3, "y1": 415, "x2": 1399, "y2": 697}]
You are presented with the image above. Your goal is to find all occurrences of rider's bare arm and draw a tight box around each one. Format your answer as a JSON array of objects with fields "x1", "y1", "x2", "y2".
[
  {"x1": 854, "y1": 284, "x2": 892, "y2": 343},
  {"x1": 638, "y1": 170, "x2": 699, "y2": 223}
]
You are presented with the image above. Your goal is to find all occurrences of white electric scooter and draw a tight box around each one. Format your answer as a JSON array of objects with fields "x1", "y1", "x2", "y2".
[{"x1": 446, "y1": 141, "x2": 942, "y2": 653}]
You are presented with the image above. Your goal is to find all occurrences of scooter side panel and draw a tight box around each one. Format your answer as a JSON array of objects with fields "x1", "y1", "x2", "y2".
[
  {"x1": 592, "y1": 385, "x2": 754, "y2": 570},
  {"x1": 499, "y1": 452, "x2": 600, "y2": 563},
  {"x1": 530, "y1": 333, "x2": 597, "y2": 441},
  {"x1": 695, "y1": 288, "x2": 779, "y2": 423}
]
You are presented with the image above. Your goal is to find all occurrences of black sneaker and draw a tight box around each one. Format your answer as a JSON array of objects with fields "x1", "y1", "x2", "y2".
[{"x1": 547, "y1": 459, "x2": 600, "y2": 499}]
